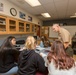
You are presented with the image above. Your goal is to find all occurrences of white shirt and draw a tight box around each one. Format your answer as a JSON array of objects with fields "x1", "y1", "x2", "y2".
[{"x1": 47, "y1": 59, "x2": 76, "y2": 75}]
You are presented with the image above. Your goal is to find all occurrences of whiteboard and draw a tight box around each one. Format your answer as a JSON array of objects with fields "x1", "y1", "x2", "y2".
[{"x1": 49, "y1": 26, "x2": 76, "y2": 38}]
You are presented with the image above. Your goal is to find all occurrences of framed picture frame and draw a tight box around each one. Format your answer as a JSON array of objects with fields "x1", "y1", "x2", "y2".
[
  {"x1": 19, "y1": 11, "x2": 26, "y2": 19},
  {"x1": 28, "y1": 16, "x2": 32, "y2": 21}
]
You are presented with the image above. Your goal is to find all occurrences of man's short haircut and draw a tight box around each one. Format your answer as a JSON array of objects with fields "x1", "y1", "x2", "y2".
[{"x1": 52, "y1": 23, "x2": 60, "y2": 27}]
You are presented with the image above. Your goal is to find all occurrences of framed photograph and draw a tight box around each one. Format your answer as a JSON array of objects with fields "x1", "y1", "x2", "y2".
[
  {"x1": 0, "y1": 2, "x2": 3, "y2": 11},
  {"x1": 28, "y1": 16, "x2": 32, "y2": 21},
  {"x1": 19, "y1": 11, "x2": 26, "y2": 19}
]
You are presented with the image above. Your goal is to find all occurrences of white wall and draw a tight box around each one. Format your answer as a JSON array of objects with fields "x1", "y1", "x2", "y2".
[{"x1": 0, "y1": 0, "x2": 43, "y2": 25}]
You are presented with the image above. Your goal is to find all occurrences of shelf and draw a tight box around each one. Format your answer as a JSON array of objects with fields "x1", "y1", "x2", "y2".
[
  {"x1": 10, "y1": 24, "x2": 16, "y2": 27},
  {"x1": 8, "y1": 18, "x2": 17, "y2": 33},
  {"x1": 26, "y1": 23, "x2": 30, "y2": 32},
  {"x1": 19, "y1": 26, "x2": 24, "y2": 28},
  {"x1": 0, "y1": 23, "x2": 6, "y2": 25},
  {"x1": 0, "y1": 16, "x2": 7, "y2": 34},
  {"x1": 18, "y1": 21, "x2": 25, "y2": 33},
  {"x1": 10, "y1": 29, "x2": 16, "y2": 31},
  {"x1": 0, "y1": 15, "x2": 41, "y2": 35}
]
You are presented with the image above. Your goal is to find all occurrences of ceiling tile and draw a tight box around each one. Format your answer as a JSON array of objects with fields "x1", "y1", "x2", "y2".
[
  {"x1": 39, "y1": 0, "x2": 53, "y2": 4},
  {"x1": 7, "y1": 0, "x2": 76, "y2": 21},
  {"x1": 67, "y1": 0, "x2": 76, "y2": 16},
  {"x1": 54, "y1": 0, "x2": 69, "y2": 18}
]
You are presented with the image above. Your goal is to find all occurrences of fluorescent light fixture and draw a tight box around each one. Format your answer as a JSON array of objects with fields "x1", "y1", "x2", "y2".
[
  {"x1": 70, "y1": 13, "x2": 76, "y2": 18},
  {"x1": 25, "y1": 0, "x2": 41, "y2": 7},
  {"x1": 41, "y1": 13, "x2": 51, "y2": 18},
  {"x1": 70, "y1": 16, "x2": 76, "y2": 18}
]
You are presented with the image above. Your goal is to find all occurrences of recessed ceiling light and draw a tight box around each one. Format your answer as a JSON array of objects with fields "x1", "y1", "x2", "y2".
[
  {"x1": 25, "y1": 0, "x2": 41, "y2": 7},
  {"x1": 41, "y1": 13, "x2": 51, "y2": 18}
]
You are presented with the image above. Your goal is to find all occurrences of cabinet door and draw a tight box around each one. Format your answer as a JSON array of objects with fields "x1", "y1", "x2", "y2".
[
  {"x1": 34, "y1": 25, "x2": 40, "y2": 37},
  {"x1": 37, "y1": 26, "x2": 40, "y2": 37},
  {"x1": 41, "y1": 26, "x2": 49, "y2": 37},
  {"x1": 8, "y1": 18, "x2": 17, "y2": 34},
  {"x1": 18, "y1": 20, "x2": 25, "y2": 34},
  {"x1": 0, "y1": 16, "x2": 8, "y2": 34},
  {"x1": 31, "y1": 24, "x2": 35, "y2": 33},
  {"x1": 25, "y1": 23, "x2": 31, "y2": 33}
]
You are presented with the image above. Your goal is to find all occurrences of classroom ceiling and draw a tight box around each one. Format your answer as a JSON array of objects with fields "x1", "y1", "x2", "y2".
[{"x1": 8, "y1": 0, "x2": 76, "y2": 21}]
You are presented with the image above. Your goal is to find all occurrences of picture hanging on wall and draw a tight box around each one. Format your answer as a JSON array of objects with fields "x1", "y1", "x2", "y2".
[
  {"x1": 19, "y1": 11, "x2": 26, "y2": 19},
  {"x1": 0, "y1": 2, "x2": 3, "y2": 11},
  {"x1": 28, "y1": 16, "x2": 32, "y2": 21}
]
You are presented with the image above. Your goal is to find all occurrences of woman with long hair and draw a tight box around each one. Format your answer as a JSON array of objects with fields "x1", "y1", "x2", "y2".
[
  {"x1": 47, "y1": 40, "x2": 76, "y2": 75},
  {"x1": 0, "y1": 36, "x2": 20, "y2": 75},
  {"x1": 40, "y1": 35, "x2": 51, "y2": 47},
  {"x1": 18, "y1": 36, "x2": 47, "y2": 75}
]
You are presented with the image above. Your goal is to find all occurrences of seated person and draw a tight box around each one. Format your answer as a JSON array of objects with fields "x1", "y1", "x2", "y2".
[
  {"x1": 40, "y1": 36, "x2": 44, "y2": 47},
  {"x1": 18, "y1": 36, "x2": 47, "y2": 75},
  {"x1": 40, "y1": 35, "x2": 51, "y2": 47},
  {"x1": 46, "y1": 40, "x2": 76, "y2": 75},
  {"x1": 0, "y1": 36, "x2": 20, "y2": 75}
]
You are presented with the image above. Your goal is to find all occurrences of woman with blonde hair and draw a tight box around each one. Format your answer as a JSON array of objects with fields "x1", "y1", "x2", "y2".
[
  {"x1": 18, "y1": 36, "x2": 46, "y2": 75},
  {"x1": 47, "y1": 40, "x2": 76, "y2": 75}
]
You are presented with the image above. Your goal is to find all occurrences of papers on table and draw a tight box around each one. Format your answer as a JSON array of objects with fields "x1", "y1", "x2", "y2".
[
  {"x1": 36, "y1": 46, "x2": 51, "y2": 51},
  {"x1": 40, "y1": 53, "x2": 47, "y2": 58},
  {"x1": 36, "y1": 46, "x2": 45, "y2": 51}
]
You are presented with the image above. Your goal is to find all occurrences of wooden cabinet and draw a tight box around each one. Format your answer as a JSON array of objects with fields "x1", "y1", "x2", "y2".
[
  {"x1": 34, "y1": 25, "x2": 41, "y2": 37},
  {"x1": 8, "y1": 18, "x2": 17, "y2": 34},
  {"x1": 26, "y1": 23, "x2": 30, "y2": 33},
  {"x1": 41, "y1": 26, "x2": 45, "y2": 35},
  {"x1": 18, "y1": 20, "x2": 25, "y2": 34},
  {"x1": 34, "y1": 25, "x2": 38, "y2": 33},
  {"x1": 0, "y1": 16, "x2": 8, "y2": 34},
  {"x1": 32, "y1": 24, "x2": 35, "y2": 33},
  {"x1": 0, "y1": 15, "x2": 41, "y2": 35},
  {"x1": 41, "y1": 26, "x2": 49, "y2": 37},
  {"x1": 25, "y1": 22, "x2": 33, "y2": 34}
]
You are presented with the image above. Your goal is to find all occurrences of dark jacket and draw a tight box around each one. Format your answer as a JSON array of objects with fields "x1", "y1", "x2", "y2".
[
  {"x1": 65, "y1": 46, "x2": 73, "y2": 57},
  {"x1": 18, "y1": 49, "x2": 46, "y2": 75},
  {"x1": 0, "y1": 49, "x2": 20, "y2": 73}
]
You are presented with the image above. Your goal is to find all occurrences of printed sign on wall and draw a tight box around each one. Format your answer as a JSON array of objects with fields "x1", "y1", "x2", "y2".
[{"x1": 0, "y1": 2, "x2": 3, "y2": 11}]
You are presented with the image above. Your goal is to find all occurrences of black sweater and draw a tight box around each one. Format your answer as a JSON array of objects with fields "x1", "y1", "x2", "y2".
[
  {"x1": 0, "y1": 49, "x2": 20, "y2": 73},
  {"x1": 18, "y1": 49, "x2": 46, "y2": 75}
]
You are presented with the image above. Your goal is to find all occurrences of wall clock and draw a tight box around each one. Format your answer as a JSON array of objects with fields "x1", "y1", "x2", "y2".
[{"x1": 10, "y1": 8, "x2": 17, "y2": 16}]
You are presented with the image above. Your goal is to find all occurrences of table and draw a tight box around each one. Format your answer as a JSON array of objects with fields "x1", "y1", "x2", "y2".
[
  {"x1": 35, "y1": 46, "x2": 51, "y2": 67},
  {"x1": 35, "y1": 46, "x2": 51, "y2": 54}
]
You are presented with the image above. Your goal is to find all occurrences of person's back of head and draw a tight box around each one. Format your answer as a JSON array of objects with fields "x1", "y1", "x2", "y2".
[
  {"x1": 40, "y1": 36, "x2": 45, "y2": 42},
  {"x1": 47, "y1": 40, "x2": 75, "y2": 70},
  {"x1": 25, "y1": 36, "x2": 36, "y2": 50}
]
